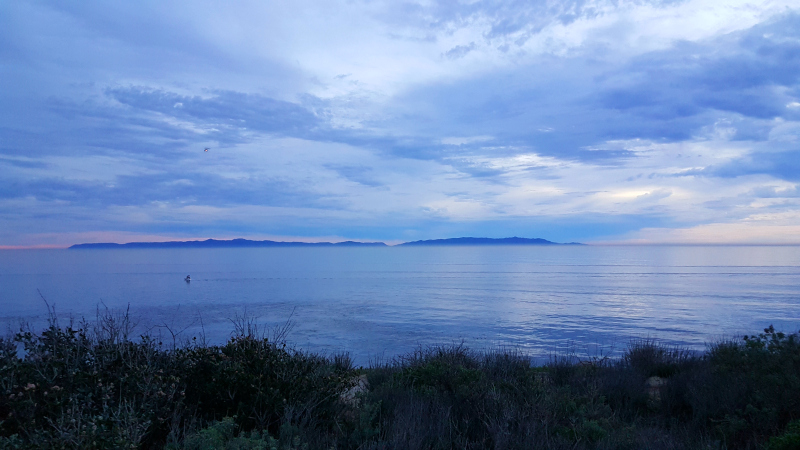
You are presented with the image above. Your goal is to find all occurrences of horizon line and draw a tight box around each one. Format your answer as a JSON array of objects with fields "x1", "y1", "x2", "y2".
[{"x1": 5, "y1": 237, "x2": 800, "y2": 249}]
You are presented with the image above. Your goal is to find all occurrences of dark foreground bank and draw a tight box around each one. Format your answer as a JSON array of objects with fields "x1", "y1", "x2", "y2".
[{"x1": 1, "y1": 313, "x2": 799, "y2": 450}]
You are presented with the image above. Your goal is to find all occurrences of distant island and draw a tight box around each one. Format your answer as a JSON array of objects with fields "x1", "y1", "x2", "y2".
[
  {"x1": 69, "y1": 238, "x2": 387, "y2": 249},
  {"x1": 70, "y1": 236, "x2": 583, "y2": 249},
  {"x1": 397, "y1": 237, "x2": 584, "y2": 246}
]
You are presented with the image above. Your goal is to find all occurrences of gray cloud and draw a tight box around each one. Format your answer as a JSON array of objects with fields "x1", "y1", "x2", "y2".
[
  {"x1": 0, "y1": 168, "x2": 342, "y2": 210},
  {"x1": 380, "y1": 0, "x2": 683, "y2": 41},
  {"x1": 0, "y1": 156, "x2": 49, "y2": 169},
  {"x1": 324, "y1": 165, "x2": 386, "y2": 187},
  {"x1": 705, "y1": 150, "x2": 800, "y2": 182},
  {"x1": 109, "y1": 88, "x2": 322, "y2": 141},
  {"x1": 443, "y1": 42, "x2": 476, "y2": 59},
  {"x1": 749, "y1": 185, "x2": 800, "y2": 198},
  {"x1": 598, "y1": 13, "x2": 800, "y2": 124}
]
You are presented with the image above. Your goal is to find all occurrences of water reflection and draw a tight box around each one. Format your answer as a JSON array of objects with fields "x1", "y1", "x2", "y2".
[{"x1": 1, "y1": 246, "x2": 799, "y2": 365}]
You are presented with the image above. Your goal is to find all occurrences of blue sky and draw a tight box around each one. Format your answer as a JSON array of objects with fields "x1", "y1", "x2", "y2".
[{"x1": 2, "y1": 0, "x2": 800, "y2": 246}]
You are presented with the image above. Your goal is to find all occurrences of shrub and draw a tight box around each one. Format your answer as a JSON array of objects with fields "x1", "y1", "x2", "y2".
[
  {"x1": 767, "y1": 419, "x2": 800, "y2": 450},
  {"x1": 3, "y1": 313, "x2": 799, "y2": 450},
  {"x1": 0, "y1": 310, "x2": 356, "y2": 449}
]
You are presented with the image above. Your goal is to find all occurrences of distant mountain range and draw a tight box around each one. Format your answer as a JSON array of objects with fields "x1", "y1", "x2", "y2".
[
  {"x1": 70, "y1": 236, "x2": 584, "y2": 249},
  {"x1": 397, "y1": 237, "x2": 584, "y2": 246},
  {"x1": 69, "y1": 238, "x2": 387, "y2": 249}
]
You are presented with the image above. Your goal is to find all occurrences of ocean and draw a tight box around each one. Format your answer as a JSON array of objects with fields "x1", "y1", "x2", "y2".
[{"x1": 1, "y1": 245, "x2": 799, "y2": 365}]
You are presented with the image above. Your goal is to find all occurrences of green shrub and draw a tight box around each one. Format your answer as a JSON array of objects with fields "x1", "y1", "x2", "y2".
[
  {"x1": 0, "y1": 310, "x2": 355, "y2": 449},
  {"x1": 646, "y1": 326, "x2": 800, "y2": 448},
  {"x1": 3, "y1": 312, "x2": 799, "y2": 450},
  {"x1": 767, "y1": 419, "x2": 800, "y2": 450},
  {"x1": 177, "y1": 417, "x2": 285, "y2": 450}
]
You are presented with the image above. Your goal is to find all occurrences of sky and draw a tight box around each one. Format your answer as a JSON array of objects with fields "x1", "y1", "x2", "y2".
[{"x1": 2, "y1": 0, "x2": 800, "y2": 247}]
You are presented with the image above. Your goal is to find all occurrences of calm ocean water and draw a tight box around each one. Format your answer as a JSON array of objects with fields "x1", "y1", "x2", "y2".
[{"x1": 1, "y1": 245, "x2": 799, "y2": 365}]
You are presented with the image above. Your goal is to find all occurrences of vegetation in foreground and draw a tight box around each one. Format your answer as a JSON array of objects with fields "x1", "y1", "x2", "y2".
[{"x1": 1, "y1": 310, "x2": 799, "y2": 449}]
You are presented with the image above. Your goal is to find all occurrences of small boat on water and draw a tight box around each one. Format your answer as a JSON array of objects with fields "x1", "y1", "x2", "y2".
[{"x1": 185, "y1": 275, "x2": 191, "y2": 282}]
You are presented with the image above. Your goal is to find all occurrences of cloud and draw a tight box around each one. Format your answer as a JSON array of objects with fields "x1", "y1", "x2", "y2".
[
  {"x1": 597, "y1": 12, "x2": 800, "y2": 124},
  {"x1": 443, "y1": 42, "x2": 476, "y2": 60},
  {"x1": 703, "y1": 150, "x2": 800, "y2": 181},
  {"x1": 324, "y1": 165, "x2": 385, "y2": 187},
  {"x1": 0, "y1": 156, "x2": 49, "y2": 169},
  {"x1": 749, "y1": 185, "x2": 800, "y2": 198},
  {"x1": 2, "y1": 1, "x2": 800, "y2": 245},
  {"x1": 372, "y1": 14, "x2": 799, "y2": 167},
  {"x1": 0, "y1": 171, "x2": 338, "y2": 210},
  {"x1": 108, "y1": 88, "x2": 322, "y2": 141},
  {"x1": 380, "y1": 0, "x2": 677, "y2": 40},
  {"x1": 635, "y1": 188, "x2": 673, "y2": 202}
]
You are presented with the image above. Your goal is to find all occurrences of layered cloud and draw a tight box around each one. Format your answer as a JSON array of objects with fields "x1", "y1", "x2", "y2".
[{"x1": 1, "y1": 0, "x2": 799, "y2": 245}]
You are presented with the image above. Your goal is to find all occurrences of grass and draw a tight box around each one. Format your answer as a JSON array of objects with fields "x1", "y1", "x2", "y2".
[{"x1": 1, "y1": 309, "x2": 799, "y2": 449}]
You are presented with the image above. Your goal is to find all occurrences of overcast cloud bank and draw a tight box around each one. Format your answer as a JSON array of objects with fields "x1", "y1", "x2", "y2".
[{"x1": 1, "y1": 0, "x2": 799, "y2": 246}]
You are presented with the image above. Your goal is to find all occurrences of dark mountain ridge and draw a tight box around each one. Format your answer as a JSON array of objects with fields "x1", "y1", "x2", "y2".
[
  {"x1": 397, "y1": 237, "x2": 584, "y2": 246},
  {"x1": 70, "y1": 236, "x2": 583, "y2": 248},
  {"x1": 69, "y1": 238, "x2": 387, "y2": 249}
]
